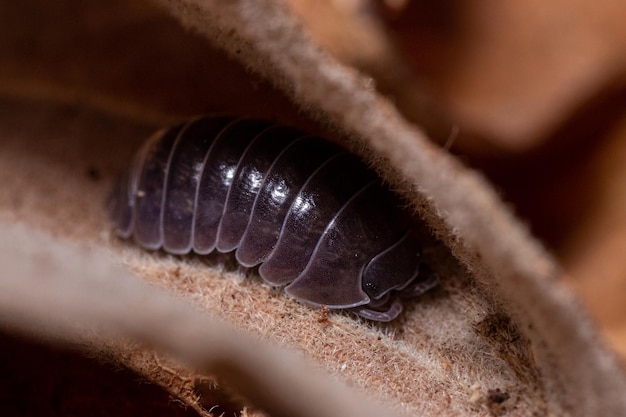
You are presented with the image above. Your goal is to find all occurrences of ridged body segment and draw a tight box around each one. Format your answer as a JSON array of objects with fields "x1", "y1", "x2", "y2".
[{"x1": 110, "y1": 116, "x2": 437, "y2": 321}]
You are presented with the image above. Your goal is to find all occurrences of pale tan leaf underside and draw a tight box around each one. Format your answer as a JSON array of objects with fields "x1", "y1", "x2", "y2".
[{"x1": 0, "y1": 1, "x2": 625, "y2": 416}]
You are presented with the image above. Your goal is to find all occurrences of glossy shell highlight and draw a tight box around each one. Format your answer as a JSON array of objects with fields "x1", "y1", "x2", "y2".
[{"x1": 110, "y1": 116, "x2": 437, "y2": 321}]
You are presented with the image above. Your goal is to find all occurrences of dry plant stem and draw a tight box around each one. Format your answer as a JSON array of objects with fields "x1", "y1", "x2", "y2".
[
  {"x1": 154, "y1": 0, "x2": 626, "y2": 413},
  {"x1": 0, "y1": 220, "x2": 399, "y2": 417}
]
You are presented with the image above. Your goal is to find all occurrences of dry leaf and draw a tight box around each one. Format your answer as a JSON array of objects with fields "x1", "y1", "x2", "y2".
[{"x1": 1, "y1": 0, "x2": 626, "y2": 416}]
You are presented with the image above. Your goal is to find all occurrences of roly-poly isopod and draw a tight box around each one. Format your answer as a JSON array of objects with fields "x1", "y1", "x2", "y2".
[{"x1": 110, "y1": 116, "x2": 438, "y2": 321}]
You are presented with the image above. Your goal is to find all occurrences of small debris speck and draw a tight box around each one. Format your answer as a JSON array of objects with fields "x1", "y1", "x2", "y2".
[{"x1": 487, "y1": 388, "x2": 510, "y2": 404}]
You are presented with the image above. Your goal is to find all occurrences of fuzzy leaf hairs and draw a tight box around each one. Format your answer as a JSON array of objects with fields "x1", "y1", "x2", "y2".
[{"x1": 0, "y1": 0, "x2": 625, "y2": 415}]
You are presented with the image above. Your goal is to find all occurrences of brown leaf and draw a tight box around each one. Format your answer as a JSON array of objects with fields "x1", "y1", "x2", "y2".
[
  {"x1": 377, "y1": 0, "x2": 626, "y2": 153},
  {"x1": 1, "y1": 0, "x2": 626, "y2": 416}
]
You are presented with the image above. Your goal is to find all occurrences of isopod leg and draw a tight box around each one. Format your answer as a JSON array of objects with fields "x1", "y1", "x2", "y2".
[
  {"x1": 354, "y1": 268, "x2": 439, "y2": 321},
  {"x1": 352, "y1": 299, "x2": 403, "y2": 322}
]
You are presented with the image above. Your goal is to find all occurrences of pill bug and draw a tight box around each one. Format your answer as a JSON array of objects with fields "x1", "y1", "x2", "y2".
[{"x1": 110, "y1": 116, "x2": 438, "y2": 321}]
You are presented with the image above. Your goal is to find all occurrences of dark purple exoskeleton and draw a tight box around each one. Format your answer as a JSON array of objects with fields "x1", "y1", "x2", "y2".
[{"x1": 110, "y1": 116, "x2": 438, "y2": 321}]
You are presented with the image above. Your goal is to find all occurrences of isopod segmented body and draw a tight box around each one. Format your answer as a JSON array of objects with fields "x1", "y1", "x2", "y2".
[{"x1": 110, "y1": 116, "x2": 438, "y2": 321}]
